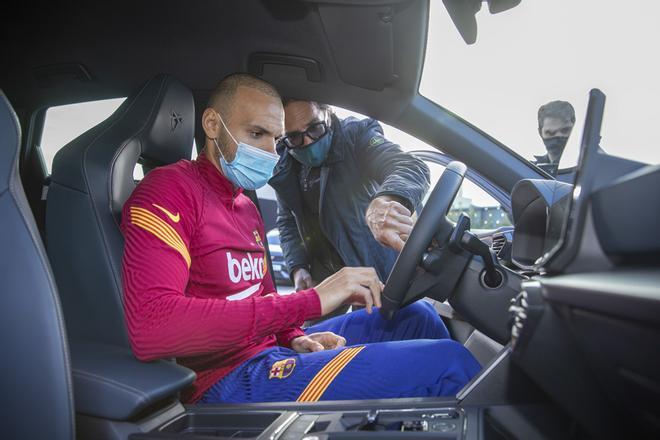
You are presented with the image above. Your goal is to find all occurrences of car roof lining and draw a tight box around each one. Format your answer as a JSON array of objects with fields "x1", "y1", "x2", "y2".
[{"x1": 1, "y1": 0, "x2": 426, "y2": 123}]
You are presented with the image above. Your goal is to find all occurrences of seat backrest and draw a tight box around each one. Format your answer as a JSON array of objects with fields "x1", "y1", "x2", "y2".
[
  {"x1": 0, "y1": 91, "x2": 75, "y2": 439},
  {"x1": 46, "y1": 74, "x2": 194, "y2": 348}
]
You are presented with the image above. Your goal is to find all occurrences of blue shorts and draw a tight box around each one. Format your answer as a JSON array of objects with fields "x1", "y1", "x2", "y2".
[{"x1": 200, "y1": 301, "x2": 481, "y2": 403}]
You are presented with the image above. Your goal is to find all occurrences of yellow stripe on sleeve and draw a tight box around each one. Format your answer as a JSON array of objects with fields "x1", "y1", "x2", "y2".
[
  {"x1": 131, "y1": 211, "x2": 185, "y2": 249},
  {"x1": 130, "y1": 206, "x2": 191, "y2": 268},
  {"x1": 131, "y1": 218, "x2": 191, "y2": 265},
  {"x1": 130, "y1": 208, "x2": 187, "y2": 252}
]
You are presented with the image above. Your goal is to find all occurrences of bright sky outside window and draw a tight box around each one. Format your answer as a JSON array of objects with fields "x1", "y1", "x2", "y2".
[{"x1": 420, "y1": 0, "x2": 660, "y2": 168}]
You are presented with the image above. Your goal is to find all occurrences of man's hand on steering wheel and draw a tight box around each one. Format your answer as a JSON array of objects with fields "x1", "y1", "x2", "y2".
[
  {"x1": 379, "y1": 162, "x2": 467, "y2": 318},
  {"x1": 365, "y1": 195, "x2": 414, "y2": 252}
]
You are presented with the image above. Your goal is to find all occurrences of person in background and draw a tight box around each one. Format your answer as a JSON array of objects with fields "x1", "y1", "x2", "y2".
[{"x1": 534, "y1": 100, "x2": 576, "y2": 173}]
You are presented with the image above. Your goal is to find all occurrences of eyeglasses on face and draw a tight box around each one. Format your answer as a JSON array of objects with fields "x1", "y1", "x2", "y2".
[{"x1": 282, "y1": 121, "x2": 328, "y2": 149}]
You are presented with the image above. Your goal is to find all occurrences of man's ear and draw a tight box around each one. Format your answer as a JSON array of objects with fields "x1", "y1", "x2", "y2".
[{"x1": 202, "y1": 108, "x2": 221, "y2": 140}]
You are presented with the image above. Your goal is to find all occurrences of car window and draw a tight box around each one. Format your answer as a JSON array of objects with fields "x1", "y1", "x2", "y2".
[
  {"x1": 422, "y1": 161, "x2": 512, "y2": 230},
  {"x1": 266, "y1": 229, "x2": 280, "y2": 245},
  {"x1": 40, "y1": 98, "x2": 197, "y2": 181},
  {"x1": 420, "y1": 0, "x2": 660, "y2": 169},
  {"x1": 40, "y1": 98, "x2": 126, "y2": 174}
]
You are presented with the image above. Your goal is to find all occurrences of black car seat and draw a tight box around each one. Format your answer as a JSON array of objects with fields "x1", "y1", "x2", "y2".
[
  {"x1": 46, "y1": 75, "x2": 196, "y2": 425},
  {"x1": 0, "y1": 91, "x2": 75, "y2": 439}
]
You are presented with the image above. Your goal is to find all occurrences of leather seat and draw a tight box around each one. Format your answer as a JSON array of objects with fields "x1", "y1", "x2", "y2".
[
  {"x1": 0, "y1": 91, "x2": 75, "y2": 439},
  {"x1": 46, "y1": 75, "x2": 196, "y2": 421}
]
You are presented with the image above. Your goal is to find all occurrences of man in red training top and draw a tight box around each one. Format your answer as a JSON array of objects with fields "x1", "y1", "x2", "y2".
[{"x1": 121, "y1": 73, "x2": 480, "y2": 404}]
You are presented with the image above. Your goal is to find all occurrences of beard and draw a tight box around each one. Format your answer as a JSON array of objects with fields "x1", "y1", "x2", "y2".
[{"x1": 213, "y1": 130, "x2": 237, "y2": 163}]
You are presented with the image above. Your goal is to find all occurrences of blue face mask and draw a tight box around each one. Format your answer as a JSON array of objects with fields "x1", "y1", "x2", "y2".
[
  {"x1": 288, "y1": 130, "x2": 333, "y2": 168},
  {"x1": 214, "y1": 113, "x2": 279, "y2": 190},
  {"x1": 542, "y1": 136, "x2": 568, "y2": 163}
]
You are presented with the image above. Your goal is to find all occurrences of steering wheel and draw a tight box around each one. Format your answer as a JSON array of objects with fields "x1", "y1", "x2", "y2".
[{"x1": 380, "y1": 161, "x2": 467, "y2": 319}]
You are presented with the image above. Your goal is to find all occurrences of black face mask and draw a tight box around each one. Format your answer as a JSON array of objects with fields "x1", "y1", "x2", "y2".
[{"x1": 542, "y1": 136, "x2": 569, "y2": 162}]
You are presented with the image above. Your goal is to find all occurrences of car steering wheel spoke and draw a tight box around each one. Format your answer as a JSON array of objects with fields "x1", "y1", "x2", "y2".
[{"x1": 380, "y1": 161, "x2": 469, "y2": 319}]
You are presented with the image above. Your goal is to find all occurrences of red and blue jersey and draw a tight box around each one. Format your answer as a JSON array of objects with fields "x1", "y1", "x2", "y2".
[{"x1": 121, "y1": 153, "x2": 321, "y2": 403}]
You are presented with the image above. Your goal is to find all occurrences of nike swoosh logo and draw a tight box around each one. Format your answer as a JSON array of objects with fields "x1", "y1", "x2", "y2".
[
  {"x1": 152, "y1": 203, "x2": 180, "y2": 223},
  {"x1": 227, "y1": 283, "x2": 261, "y2": 301}
]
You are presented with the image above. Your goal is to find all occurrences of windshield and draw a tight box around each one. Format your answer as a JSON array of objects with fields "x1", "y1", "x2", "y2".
[{"x1": 420, "y1": 0, "x2": 660, "y2": 170}]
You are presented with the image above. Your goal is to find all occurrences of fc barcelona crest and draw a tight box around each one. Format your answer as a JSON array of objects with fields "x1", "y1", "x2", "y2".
[
  {"x1": 269, "y1": 358, "x2": 296, "y2": 379},
  {"x1": 253, "y1": 230, "x2": 264, "y2": 248}
]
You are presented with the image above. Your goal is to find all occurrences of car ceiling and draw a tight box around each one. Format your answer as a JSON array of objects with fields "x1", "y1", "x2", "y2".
[
  {"x1": 1, "y1": 0, "x2": 428, "y2": 125},
  {"x1": 3, "y1": 0, "x2": 545, "y2": 192}
]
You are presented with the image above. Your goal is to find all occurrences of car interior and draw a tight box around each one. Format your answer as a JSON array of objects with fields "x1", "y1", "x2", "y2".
[{"x1": 1, "y1": 1, "x2": 659, "y2": 439}]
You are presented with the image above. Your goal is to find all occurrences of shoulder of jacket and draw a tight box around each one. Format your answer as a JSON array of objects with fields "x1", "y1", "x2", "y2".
[{"x1": 340, "y1": 116, "x2": 378, "y2": 131}]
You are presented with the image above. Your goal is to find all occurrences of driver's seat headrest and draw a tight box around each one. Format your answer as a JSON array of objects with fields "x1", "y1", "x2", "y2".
[
  {"x1": 128, "y1": 74, "x2": 195, "y2": 168},
  {"x1": 51, "y1": 74, "x2": 194, "y2": 217}
]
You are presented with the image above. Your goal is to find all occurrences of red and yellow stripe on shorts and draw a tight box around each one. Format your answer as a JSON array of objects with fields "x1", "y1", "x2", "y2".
[{"x1": 297, "y1": 346, "x2": 366, "y2": 402}]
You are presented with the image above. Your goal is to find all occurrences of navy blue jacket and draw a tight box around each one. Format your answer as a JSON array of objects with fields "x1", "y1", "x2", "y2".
[{"x1": 269, "y1": 115, "x2": 430, "y2": 283}]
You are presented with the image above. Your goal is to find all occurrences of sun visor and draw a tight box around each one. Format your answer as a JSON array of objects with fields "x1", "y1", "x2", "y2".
[{"x1": 316, "y1": 3, "x2": 397, "y2": 91}]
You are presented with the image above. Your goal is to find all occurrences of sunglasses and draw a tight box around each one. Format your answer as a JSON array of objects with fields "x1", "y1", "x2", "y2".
[{"x1": 282, "y1": 121, "x2": 329, "y2": 149}]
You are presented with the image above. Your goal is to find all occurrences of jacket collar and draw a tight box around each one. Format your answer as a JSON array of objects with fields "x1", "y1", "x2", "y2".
[{"x1": 196, "y1": 152, "x2": 243, "y2": 202}]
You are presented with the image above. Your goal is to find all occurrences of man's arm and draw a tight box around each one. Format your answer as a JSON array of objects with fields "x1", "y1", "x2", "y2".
[
  {"x1": 357, "y1": 119, "x2": 431, "y2": 211},
  {"x1": 351, "y1": 119, "x2": 430, "y2": 251},
  {"x1": 121, "y1": 171, "x2": 321, "y2": 362}
]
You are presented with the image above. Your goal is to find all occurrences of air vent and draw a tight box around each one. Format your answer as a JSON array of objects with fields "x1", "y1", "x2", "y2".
[{"x1": 491, "y1": 235, "x2": 506, "y2": 256}]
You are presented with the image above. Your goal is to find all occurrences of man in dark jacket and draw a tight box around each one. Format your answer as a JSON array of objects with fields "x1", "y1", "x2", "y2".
[{"x1": 270, "y1": 100, "x2": 430, "y2": 295}]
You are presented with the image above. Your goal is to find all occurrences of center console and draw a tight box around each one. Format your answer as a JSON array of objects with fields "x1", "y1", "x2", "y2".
[
  {"x1": 129, "y1": 399, "x2": 573, "y2": 440},
  {"x1": 132, "y1": 406, "x2": 469, "y2": 439}
]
